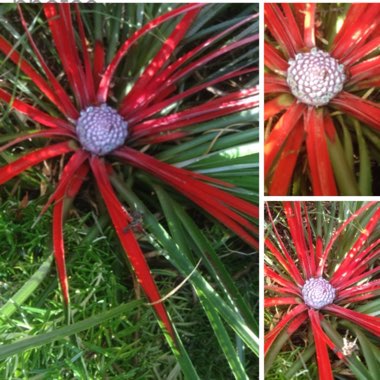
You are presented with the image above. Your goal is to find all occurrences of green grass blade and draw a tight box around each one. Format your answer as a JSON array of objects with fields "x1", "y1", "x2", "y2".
[
  {"x1": 200, "y1": 297, "x2": 248, "y2": 380},
  {"x1": 0, "y1": 255, "x2": 53, "y2": 320},
  {"x1": 0, "y1": 301, "x2": 140, "y2": 361}
]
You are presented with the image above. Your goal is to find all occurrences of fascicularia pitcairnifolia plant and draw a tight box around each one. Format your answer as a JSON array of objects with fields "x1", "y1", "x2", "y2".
[
  {"x1": 264, "y1": 3, "x2": 380, "y2": 195},
  {"x1": 0, "y1": 4, "x2": 259, "y2": 342},
  {"x1": 265, "y1": 202, "x2": 380, "y2": 380}
]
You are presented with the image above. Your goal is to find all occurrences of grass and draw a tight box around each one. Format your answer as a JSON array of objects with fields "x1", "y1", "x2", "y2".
[{"x1": 0, "y1": 192, "x2": 258, "y2": 378}]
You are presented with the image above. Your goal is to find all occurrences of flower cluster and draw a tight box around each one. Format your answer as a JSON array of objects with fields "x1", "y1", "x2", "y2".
[{"x1": 265, "y1": 3, "x2": 380, "y2": 195}]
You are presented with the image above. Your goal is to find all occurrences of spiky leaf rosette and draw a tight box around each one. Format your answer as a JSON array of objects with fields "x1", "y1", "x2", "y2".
[
  {"x1": 0, "y1": 3, "x2": 259, "y2": 378},
  {"x1": 265, "y1": 201, "x2": 380, "y2": 380},
  {"x1": 265, "y1": 3, "x2": 380, "y2": 195}
]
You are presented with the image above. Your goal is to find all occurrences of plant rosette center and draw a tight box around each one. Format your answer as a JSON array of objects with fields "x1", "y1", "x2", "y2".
[
  {"x1": 302, "y1": 277, "x2": 336, "y2": 309},
  {"x1": 76, "y1": 104, "x2": 128, "y2": 156},
  {"x1": 287, "y1": 48, "x2": 346, "y2": 107}
]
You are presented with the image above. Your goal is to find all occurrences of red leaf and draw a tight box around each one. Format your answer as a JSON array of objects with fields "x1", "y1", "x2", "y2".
[
  {"x1": 336, "y1": 253, "x2": 380, "y2": 292},
  {"x1": 284, "y1": 202, "x2": 313, "y2": 278},
  {"x1": 265, "y1": 238, "x2": 304, "y2": 287},
  {"x1": 130, "y1": 88, "x2": 258, "y2": 140},
  {"x1": 119, "y1": 8, "x2": 200, "y2": 114},
  {"x1": 264, "y1": 73, "x2": 290, "y2": 94},
  {"x1": 317, "y1": 202, "x2": 377, "y2": 277},
  {"x1": 39, "y1": 150, "x2": 89, "y2": 217},
  {"x1": 324, "y1": 304, "x2": 380, "y2": 337},
  {"x1": 281, "y1": 4, "x2": 304, "y2": 48},
  {"x1": 264, "y1": 297, "x2": 300, "y2": 307},
  {"x1": 348, "y1": 55, "x2": 380, "y2": 85},
  {"x1": 0, "y1": 89, "x2": 74, "y2": 130},
  {"x1": 338, "y1": 241, "x2": 380, "y2": 287},
  {"x1": 53, "y1": 163, "x2": 89, "y2": 304},
  {"x1": 342, "y1": 36, "x2": 380, "y2": 67},
  {"x1": 264, "y1": 101, "x2": 305, "y2": 178},
  {"x1": 308, "y1": 309, "x2": 334, "y2": 380},
  {"x1": 138, "y1": 131, "x2": 188, "y2": 145},
  {"x1": 265, "y1": 304, "x2": 307, "y2": 355},
  {"x1": 304, "y1": 203, "x2": 316, "y2": 277},
  {"x1": 44, "y1": 4, "x2": 88, "y2": 108},
  {"x1": 0, "y1": 35, "x2": 65, "y2": 117},
  {"x1": 112, "y1": 147, "x2": 259, "y2": 248},
  {"x1": 0, "y1": 141, "x2": 76, "y2": 185},
  {"x1": 125, "y1": 35, "x2": 258, "y2": 121},
  {"x1": 331, "y1": 4, "x2": 367, "y2": 50},
  {"x1": 89, "y1": 156, "x2": 175, "y2": 339},
  {"x1": 129, "y1": 67, "x2": 258, "y2": 125},
  {"x1": 352, "y1": 76, "x2": 380, "y2": 90},
  {"x1": 265, "y1": 202, "x2": 305, "y2": 286},
  {"x1": 16, "y1": 6, "x2": 79, "y2": 119},
  {"x1": 97, "y1": 3, "x2": 204, "y2": 103},
  {"x1": 0, "y1": 128, "x2": 76, "y2": 154},
  {"x1": 304, "y1": 107, "x2": 337, "y2": 195},
  {"x1": 264, "y1": 42, "x2": 288, "y2": 75},
  {"x1": 337, "y1": 279, "x2": 380, "y2": 302},
  {"x1": 264, "y1": 94, "x2": 294, "y2": 121},
  {"x1": 331, "y1": 4, "x2": 380, "y2": 61},
  {"x1": 121, "y1": 18, "x2": 258, "y2": 118},
  {"x1": 265, "y1": 4, "x2": 301, "y2": 58},
  {"x1": 267, "y1": 120, "x2": 303, "y2": 195},
  {"x1": 93, "y1": 40, "x2": 105, "y2": 90},
  {"x1": 303, "y1": 3, "x2": 316, "y2": 48},
  {"x1": 264, "y1": 265, "x2": 301, "y2": 295},
  {"x1": 331, "y1": 207, "x2": 380, "y2": 284}
]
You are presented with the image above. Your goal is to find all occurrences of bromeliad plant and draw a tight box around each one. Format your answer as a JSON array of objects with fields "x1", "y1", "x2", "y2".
[
  {"x1": 265, "y1": 3, "x2": 380, "y2": 195},
  {"x1": 0, "y1": 3, "x2": 259, "y2": 375},
  {"x1": 265, "y1": 202, "x2": 380, "y2": 379}
]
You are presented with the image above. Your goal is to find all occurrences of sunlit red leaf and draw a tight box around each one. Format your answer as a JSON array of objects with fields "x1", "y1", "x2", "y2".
[
  {"x1": 97, "y1": 3, "x2": 204, "y2": 103},
  {"x1": 119, "y1": 8, "x2": 200, "y2": 114},
  {"x1": 267, "y1": 120, "x2": 303, "y2": 195},
  {"x1": 317, "y1": 202, "x2": 377, "y2": 277},
  {"x1": 303, "y1": 3, "x2": 316, "y2": 49},
  {"x1": 44, "y1": 4, "x2": 89, "y2": 108},
  {"x1": 264, "y1": 101, "x2": 305, "y2": 178},
  {"x1": 331, "y1": 4, "x2": 380, "y2": 61},
  {"x1": 122, "y1": 13, "x2": 258, "y2": 119},
  {"x1": 265, "y1": 4, "x2": 300, "y2": 58}
]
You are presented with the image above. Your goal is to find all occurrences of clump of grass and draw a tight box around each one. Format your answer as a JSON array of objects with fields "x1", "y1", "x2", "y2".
[{"x1": 0, "y1": 192, "x2": 257, "y2": 378}]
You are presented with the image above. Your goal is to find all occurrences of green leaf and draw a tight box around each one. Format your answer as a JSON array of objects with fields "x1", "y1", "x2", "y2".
[
  {"x1": 0, "y1": 302, "x2": 141, "y2": 361},
  {"x1": 354, "y1": 119, "x2": 372, "y2": 195}
]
